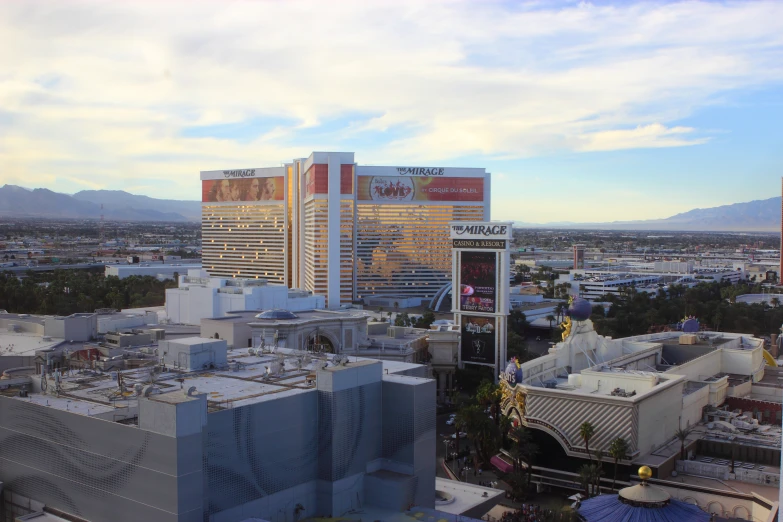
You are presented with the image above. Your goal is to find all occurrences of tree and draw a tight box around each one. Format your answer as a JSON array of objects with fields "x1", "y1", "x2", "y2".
[
  {"x1": 545, "y1": 314, "x2": 556, "y2": 331},
  {"x1": 510, "y1": 425, "x2": 538, "y2": 491},
  {"x1": 498, "y1": 414, "x2": 513, "y2": 449},
  {"x1": 674, "y1": 426, "x2": 693, "y2": 460},
  {"x1": 608, "y1": 437, "x2": 629, "y2": 491},
  {"x1": 579, "y1": 422, "x2": 596, "y2": 464},
  {"x1": 476, "y1": 379, "x2": 502, "y2": 425},
  {"x1": 771, "y1": 297, "x2": 780, "y2": 309},
  {"x1": 578, "y1": 464, "x2": 594, "y2": 497}
]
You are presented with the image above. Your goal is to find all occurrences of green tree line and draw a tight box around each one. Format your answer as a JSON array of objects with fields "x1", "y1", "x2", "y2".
[
  {"x1": 591, "y1": 281, "x2": 783, "y2": 338},
  {"x1": 0, "y1": 270, "x2": 176, "y2": 316}
]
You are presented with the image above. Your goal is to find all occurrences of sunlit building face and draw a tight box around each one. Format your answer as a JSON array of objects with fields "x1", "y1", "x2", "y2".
[{"x1": 200, "y1": 154, "x2": 490, "y2": 307}]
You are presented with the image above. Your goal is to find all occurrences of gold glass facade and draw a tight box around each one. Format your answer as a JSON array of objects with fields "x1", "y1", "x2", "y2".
[
  {"x1": 202, "y1": 203, "x2": 287, "y2": 282},
  {"x1": 355, "y1": 204, "x2": 485, "y2": 299}
]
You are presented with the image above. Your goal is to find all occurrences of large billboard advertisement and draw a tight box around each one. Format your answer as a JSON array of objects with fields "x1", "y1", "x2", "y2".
[
  {"x1": 460, "y1": 316, "x2": 496, "y2": 365},
  {"x1": 202, "y1": 177, "x2": 284, "y2": 203},
  {"x1": 459, "y1": 251, "x2": 497, "y2": 313},
  {"x1": 357, "y1": 176, "x2": 484, "y2": 202}
]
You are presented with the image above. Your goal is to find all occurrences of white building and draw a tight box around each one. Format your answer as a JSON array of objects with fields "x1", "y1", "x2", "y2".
[
  {"x1": 165, "y1": 269, "x2": 325, "y2": 325},
  {"x1": 499, "y1": 316, "x2": 781, "y2": 519}
]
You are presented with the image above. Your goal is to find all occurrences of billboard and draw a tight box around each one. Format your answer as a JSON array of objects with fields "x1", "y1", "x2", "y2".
[
  {"x1": 460, "y1": 316, "x2": 496, "y2": 365},
  {"x1": 459, "y1": 251, "x2": 497, "y2": 313},
  {"x1": 202, "y1": 177, "x2": 284, "y2": 203},
  {"x1": 357, "y1": 176, "x2": 484, "y2": 202}
]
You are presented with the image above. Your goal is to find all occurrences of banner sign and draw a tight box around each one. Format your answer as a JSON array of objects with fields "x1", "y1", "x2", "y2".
[
  {"x1": 450, "y1": 223, "x2": 511, "y2": 240},
  {"x1": 460, "y1": 316, "x2": 496, "y2": 365},
  {"x1": 459, "y1": 251, "x2": 497, "y2": 313},
  {"x1": 357, "y1": 176, "x2": 484, "y2": 202},
  {"x1": 452, "y1": 239, "x2": 507, "y2": 249},
  {"x1": 202, "y1": 177, "x2": 284, "y2": 202}
]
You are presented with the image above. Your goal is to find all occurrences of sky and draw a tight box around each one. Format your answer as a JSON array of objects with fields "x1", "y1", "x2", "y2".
[{"x1": 1, "y1": 0, "x2": 782, "y2": 223}]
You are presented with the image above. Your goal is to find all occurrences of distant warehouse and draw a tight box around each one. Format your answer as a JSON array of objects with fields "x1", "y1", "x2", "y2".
[{"x1": 105, "y1": 263, "x2": 202, "y2": 280}]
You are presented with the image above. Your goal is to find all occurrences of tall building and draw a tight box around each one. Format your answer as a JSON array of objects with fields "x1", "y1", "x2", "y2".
[
  {"x1": 780, "y1": 176, "x2": 782, "y2": 281},
  {"x1": 202, "y1": 152, "x2": 491, "y2": 307},
  {"x1": 573, "y1": 243, "x2": 585, "y2": 269}
]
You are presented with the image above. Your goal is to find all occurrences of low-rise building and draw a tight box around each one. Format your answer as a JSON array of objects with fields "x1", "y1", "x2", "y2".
[
  {"x1": 165, "y1": 270, "x2": 325, "y2": 325},
  {"x1": 0, "y1": 340, "x2": 436, "y2": 522},
  {"x1": 499, "y1": 304, "x2": 781, "y2": 519}
]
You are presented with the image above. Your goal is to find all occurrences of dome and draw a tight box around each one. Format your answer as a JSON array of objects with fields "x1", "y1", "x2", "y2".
[
  {"x1": 579, "y1": 465, "x2": 708, "y2": 522},
  {"x1": 618, "y1": 483, "x2": 670, "y2": 505},
  {"x1": 254, "y1": 309, "x2": 299, "y2": 320},
  {"x1": 568, "y1": 298, "x2": 592, "y2": 321}
]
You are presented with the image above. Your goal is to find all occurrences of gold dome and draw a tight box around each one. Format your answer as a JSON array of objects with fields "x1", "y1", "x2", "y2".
[{"x1": 638, "y1": 466, "x2": 652, "y2": 480}]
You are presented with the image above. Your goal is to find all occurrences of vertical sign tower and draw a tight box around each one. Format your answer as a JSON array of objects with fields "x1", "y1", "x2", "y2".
[{"x1": 451, "y1": 221, "x2": 512, "y2": 381}]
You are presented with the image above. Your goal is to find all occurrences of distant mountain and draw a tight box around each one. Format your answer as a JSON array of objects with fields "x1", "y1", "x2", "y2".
[
  {"x1": 0, "y1": 185, "x2": 193, "y2": 222},
  {"x1": 0, "y1": 183, "x2": 777, "y2": 231},
  {"x1": 515, "y1": 197, "x2": 780, "y2": 232},
  {"x1": 73, "y1": 190, "x2": 201, "y2": 221}
]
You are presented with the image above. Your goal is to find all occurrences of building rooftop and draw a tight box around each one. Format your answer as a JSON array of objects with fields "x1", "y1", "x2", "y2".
[
  {"x1": 0, "y1": 331, "x2": 63, "y2": 356},
  {"x1": 3, "y1": 346, "x2": 426, "y2": 418}
]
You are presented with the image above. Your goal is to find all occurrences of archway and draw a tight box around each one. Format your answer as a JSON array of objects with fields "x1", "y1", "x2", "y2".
[
  {"x1": 707, "y1": 501, "x2": 725, "y2": 516},
  {"x1": 732, "y1": 506, "x2": 750, "y2": 520},
  {"x1": 305, "y1": 330, "x2": 337, "y2": 354}
]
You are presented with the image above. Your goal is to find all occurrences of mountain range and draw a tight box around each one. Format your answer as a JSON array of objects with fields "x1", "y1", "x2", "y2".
[
  {"x1": 0, "y1": 185, "x2": 778, "y2": 232},
  {"x1": 515, "y1": 197, "x2": 780, "y2": 232},
  {"x1": 0, "y1": 185, "x2": 200, "y2": 222}
]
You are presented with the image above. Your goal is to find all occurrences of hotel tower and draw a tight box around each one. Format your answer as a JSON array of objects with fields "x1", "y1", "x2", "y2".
[{"x1": 201, "y1": 152, "x2": 490, "y2": 307}]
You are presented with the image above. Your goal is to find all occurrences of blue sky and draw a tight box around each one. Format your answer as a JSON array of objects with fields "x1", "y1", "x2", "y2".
[{"x1": 0, "y1": 0, "x2": 782, "y2": 223}]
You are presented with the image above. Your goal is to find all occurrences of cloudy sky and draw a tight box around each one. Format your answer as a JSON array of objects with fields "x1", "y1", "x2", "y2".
[{"x1": 1, "y1": 0, "x2": 782, "y2": 223}]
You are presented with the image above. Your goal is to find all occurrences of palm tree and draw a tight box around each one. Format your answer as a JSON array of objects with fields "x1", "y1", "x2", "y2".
[
  {"x1": 608, "y1": 437, "x2": 629, "y2": 491},
  {"x1": 499, "y1": 415, "x2": 513, "y2": 449},
  {"x1": 674, "y1": 426, "x2": 693, "y2": 460},
  {"x1": 579, "y1": 421, "x2": 596, "y2": 463},
  {"x1": 546, "y1": 314, "x2": 556, "y2": 331},
  {"x1": 578, "y1": 464, "x2": 594, "y2": 497},
  {"x1": 510, "y1": 425, "x2": 538, "y2": 489},
  {"x1": 591, "y1": 463, "x2": 604, "y2": 496}
]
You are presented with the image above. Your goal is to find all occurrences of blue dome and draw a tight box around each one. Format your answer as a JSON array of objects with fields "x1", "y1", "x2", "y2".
[
  {"x1": 568, "y1": 298, "x2": 592, "y2": 321},
  {"x1": 254, "y1": 309, "x2": 299, "y2": 320}
]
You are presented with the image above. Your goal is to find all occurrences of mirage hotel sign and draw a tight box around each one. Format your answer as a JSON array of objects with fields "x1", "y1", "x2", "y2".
[{"x1": 451, "y1": 223, "x2": 511, "y2": 239}]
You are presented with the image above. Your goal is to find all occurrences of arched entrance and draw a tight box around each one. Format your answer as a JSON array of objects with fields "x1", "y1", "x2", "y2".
[{"x1": 305, "y1": 330, "x2": 336, "y2": 353}]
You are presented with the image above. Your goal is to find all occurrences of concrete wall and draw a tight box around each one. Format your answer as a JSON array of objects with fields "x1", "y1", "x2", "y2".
[
  {"x1": 201, "y1": 320, "x2": 253, "y2": 349},
  {"x1": 203, "y1": 391, "x2": 319, "y2": 522},
  {"x1": 44, "y1": 314, "x2": 97, "y2": 342},
  {"x1": 681, "y1": 385, "x2": 709, "y2": 429},
  {"x1": 637, "y1": 379, "x2": 685, "y2": 455},
  {"x1": 0, "y1": 320, "x2": 43, "y2": 336},
  {"x1": 0, "y1": 397, "x2": 201, "y2": 522},
  {"x1": 380, "y1": 375, "x2": 436, "y2": 508},
  {"x1": 159, "y1": 338, "x2": 227, "y2": 371},
  {"x1": 722, "y1": 347, "x2": 762, "y2": 377}
]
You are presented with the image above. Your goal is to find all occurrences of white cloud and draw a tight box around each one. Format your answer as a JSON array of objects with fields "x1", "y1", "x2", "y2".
[
  {"x1": 577, "y1": 123, "x2": 709, "y2": 152},
  {"x1": 0, "y1": 0, "x2": 782, "y2": 198}
]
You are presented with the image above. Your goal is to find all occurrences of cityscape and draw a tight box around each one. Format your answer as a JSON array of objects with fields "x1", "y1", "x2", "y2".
[{"x1": 1, "y1": 2, "x2": 783, "y2": 522}]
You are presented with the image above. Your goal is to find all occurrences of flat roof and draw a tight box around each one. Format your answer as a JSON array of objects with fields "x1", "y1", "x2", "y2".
[
  {"x1": 0, "y1": 331, "x2": 63, "y2": 356},
  {"x1": 0, "y1": 313, "x2": 45, "y2": 325},
  {"x1": 7, "y1": 346, "x2": 428, "y2": 417}
]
